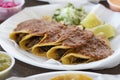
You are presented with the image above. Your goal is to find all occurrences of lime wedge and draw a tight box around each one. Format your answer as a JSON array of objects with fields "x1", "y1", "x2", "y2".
[
  {"x1": 81, "y1": 13, "x2": 103, "y2": 28},
  {"x1": 92, "y1": 24, "x2": 115, "y2": 38}
]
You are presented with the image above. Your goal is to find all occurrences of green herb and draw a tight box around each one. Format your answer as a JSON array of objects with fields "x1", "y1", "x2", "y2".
[{"x1": 53, "y1": 3, "x2": 87, "y2": 25}]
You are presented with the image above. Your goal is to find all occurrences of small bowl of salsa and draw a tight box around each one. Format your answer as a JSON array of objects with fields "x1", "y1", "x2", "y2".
[
  {"x1": 0, "y1": 51, "x2": 15, "y2": 80},
  {"x1": 107, "y1": 0, "x2": 120, "y2": 12},
  {"x1": 0, "y1": 0, "x2": 25, "y2": 21}
]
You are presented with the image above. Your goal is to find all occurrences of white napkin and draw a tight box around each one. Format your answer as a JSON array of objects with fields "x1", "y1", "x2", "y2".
[
  {"x1": 38, "y1": 0, "x2": 89, "y2": 4},
  {"x1": 38, "y1": 0, "x2": 106, "y2": 4},
  {"x1": 88, "y1": 0, "x2": 106, "y2": 3}
]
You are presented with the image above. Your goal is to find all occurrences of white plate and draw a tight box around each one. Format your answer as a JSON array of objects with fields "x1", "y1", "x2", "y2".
[
  {"x1": 7, "y1": 71, "x2": 120, "y2": 80},
  {"x1": 0, "y1": 4, "x2": 120, "y2": 70},
  {"x1": 7, "y1": 71, "x2": 101, "y2": 80}
]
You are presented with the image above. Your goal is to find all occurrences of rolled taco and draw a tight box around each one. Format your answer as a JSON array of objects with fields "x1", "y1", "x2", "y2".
[
  {"x1": 32, "y1": 42, "x2": 61, "y2": 56},
  {"x1": 19, "y1": 33, "x2": 47, "y2": 50},
  {"x1": 61, "y1": 53, "x2": 94, "y2": 64},
  {"x1": 47, "y1": 46, "x2": 73, "y2": 60},
  {"x1": 10, "y1": 31, "x2": 29, "y2": 44}
]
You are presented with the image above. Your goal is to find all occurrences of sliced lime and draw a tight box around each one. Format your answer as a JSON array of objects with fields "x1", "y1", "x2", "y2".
[
  {"x1": 92, "y1": 24, "x2": 115, "y2": 38},
  {"x1": 81, "y1": 13, "x2": 103, "y2": 28}
]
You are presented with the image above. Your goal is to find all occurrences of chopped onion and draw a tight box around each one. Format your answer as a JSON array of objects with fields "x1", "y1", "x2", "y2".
[{"x1": 0, "y1": 0, "x2": 19, "y2": 8}]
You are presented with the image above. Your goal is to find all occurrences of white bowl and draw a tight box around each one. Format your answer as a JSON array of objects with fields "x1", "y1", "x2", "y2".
[
  {"x1": 0, "y1": 51, "x2": 15, "y2": 80},
  {"x1": 0, "y1": 0, "x2": 25, "y2": 21},
  {"x1": 107, "y1": 0, "x2": 120, "y2": 12}
]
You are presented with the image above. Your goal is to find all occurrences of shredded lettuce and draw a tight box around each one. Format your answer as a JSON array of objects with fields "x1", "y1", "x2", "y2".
[{"x1": 52, "y1": 3, "x2": 87, "y2": 25}]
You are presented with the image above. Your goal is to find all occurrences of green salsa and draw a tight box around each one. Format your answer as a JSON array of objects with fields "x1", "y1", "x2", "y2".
[{"x1": 0, "y1": 53, "x2": 11, "y2": 72}]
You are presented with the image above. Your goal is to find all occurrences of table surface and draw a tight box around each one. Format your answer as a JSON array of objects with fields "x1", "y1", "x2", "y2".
[{"x1": 0, "y1": 0, "x2": 120, "y2": 79}]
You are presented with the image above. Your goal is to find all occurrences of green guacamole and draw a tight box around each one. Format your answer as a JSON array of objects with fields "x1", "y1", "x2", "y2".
[{"x1": 0, "y1": 53, "x2": 11, "y2": 72}]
